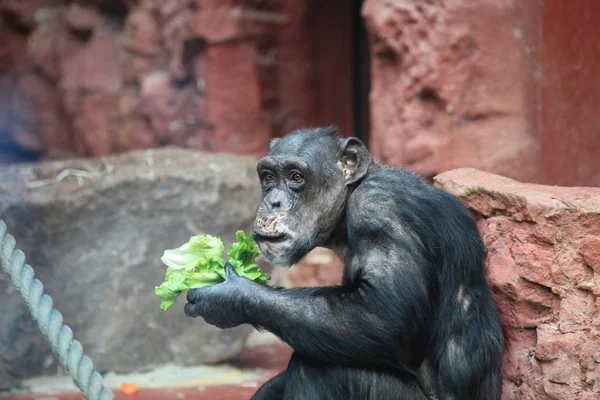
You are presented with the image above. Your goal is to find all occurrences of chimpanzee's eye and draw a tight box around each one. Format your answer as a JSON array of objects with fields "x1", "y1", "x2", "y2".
[
  {"x1": 290, "y1": 172, "x2": 303, "y2": 182},
  {"x1": 263, "y1": 173, "x2": 274, "y2": 183}
]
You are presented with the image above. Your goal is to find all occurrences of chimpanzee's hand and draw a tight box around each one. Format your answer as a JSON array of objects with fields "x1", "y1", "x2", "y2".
[{"x1": 184, "y1": 262, "x2": 256, "y2": 329}]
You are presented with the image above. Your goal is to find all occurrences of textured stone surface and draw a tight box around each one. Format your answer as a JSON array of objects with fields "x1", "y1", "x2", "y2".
[
  {"x1": 0, "y1": 0, "x2": 357, "y2": 164},
  {"x1": 0, "y1": 19, "x2": 27, "y2": 76},
  {"x1": 203, "y1": 42, "x2": 272, "y2": 156},
  {"x1": 64, "y1": 3, "x2": 105, "y2": 33},
  {"x1": 434, "y1": 168, "x2": 600, "y2": 400},
  {"x1": 0, "y1": 0, "x2": 316, "y2": 162},
  {"x1": 27, "y1": 7, "x2": 86, "y2": 82},
  {"x1": 363, "y1": 0, "x2": 541, "y2": 182},
  {"x1": 270, "y1": 247, "x2": 344, "y2": 288},
  {"x1": 0, "y1": 148, "x2": 264, "y2": 388},
  {"x1": 59, "y1": 30, "x2": 123, "y2": 157},
  {"x1": 0, "y1": 0, "x2": 47, "y2": 29},
  {"x1": 11, "y1": 72, "x2": 73, "y2": 156}
]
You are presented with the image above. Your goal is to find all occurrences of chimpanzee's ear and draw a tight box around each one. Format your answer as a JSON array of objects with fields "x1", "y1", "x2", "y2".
[
  {"x1": 337, "y1": 137, "x2": 372, "y2": 185},
  {"x1": 269, "y1": 138, "x2": 281, "y2": 152}
]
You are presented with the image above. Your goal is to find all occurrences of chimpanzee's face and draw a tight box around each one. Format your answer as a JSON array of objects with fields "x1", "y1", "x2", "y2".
[{"x1": 252, "y1": 130, "x2": 349, "y2": 266}]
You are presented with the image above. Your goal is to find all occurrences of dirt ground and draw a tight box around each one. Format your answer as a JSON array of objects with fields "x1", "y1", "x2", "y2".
[{"x1": 1, "y1": 332, "x2": 291, "y2": 400}]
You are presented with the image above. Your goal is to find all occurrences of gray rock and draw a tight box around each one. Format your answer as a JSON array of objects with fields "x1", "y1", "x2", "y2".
[{"x1": 0, "y1": 148, "x2": 265, "y2": 388}]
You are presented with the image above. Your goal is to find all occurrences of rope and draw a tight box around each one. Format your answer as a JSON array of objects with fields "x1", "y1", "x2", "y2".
[{"x1": 0, "y1": 220, "x2": 114, "y2": 400}]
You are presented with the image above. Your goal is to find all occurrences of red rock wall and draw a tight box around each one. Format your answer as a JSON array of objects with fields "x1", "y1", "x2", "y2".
[
  {"x1": 435, "y1": 169, "x2": 600, "y2": 400},
  {"x1": 0, "y1": 0, "x2": 357, "y2": 163},
  {"x1": 0, "y1": 0, "x2": 283, "y2": 160},
  {"x1": 363, "y1": 0, "x2": 542, "y2": 182}
]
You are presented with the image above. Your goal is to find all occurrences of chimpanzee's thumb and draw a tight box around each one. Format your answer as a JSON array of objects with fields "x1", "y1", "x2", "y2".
[{"x1": 224, "y1": 262, "x2": 239, "y2": 280}]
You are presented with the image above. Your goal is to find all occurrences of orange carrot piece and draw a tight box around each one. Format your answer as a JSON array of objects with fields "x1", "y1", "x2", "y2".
[{"x1": 121, "y1": 382, "x2": 139, "y2": 396}]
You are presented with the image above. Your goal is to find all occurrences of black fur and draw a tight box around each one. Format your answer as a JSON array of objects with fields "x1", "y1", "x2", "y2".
[{"x1": 185, "y1": 127, "x2": 504, "y2": 400}]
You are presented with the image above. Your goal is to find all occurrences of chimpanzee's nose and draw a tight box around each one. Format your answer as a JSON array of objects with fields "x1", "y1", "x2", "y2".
[
  {"x1": 264, "y1": 190, "x2": 285, "y2": 212},
  {"x1": 270, "y1": 199, "x2": 281, "y2": 210}
]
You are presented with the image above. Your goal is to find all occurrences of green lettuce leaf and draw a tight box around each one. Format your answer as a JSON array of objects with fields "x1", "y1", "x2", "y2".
[
  {"x1": 228, "y1": 231, "x2": 270, "y2": 285},
  {"x1": 160, "y1": 235, "x2": 224, "y2": 271},
  {"x1": 228, "y1": 231, "x2": 261, "y2": 267},
  {"x1": 155, "y1": 231, "x2": 271, "y2": 311}
]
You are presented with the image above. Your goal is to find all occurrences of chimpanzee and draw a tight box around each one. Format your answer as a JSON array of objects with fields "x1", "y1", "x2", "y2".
[{"x1": 184, "y1": 126, "x2": 504, "y2": 400}]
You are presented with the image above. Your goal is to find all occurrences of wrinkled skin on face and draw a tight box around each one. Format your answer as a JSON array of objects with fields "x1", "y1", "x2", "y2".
[{"x1": 253, "y1": 126, "x2": 372, "y2": 266}]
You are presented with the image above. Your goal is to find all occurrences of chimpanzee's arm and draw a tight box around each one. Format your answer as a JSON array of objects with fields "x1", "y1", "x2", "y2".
[
  {"x1": 186, "y1": 184, "x2": 435, "y2": 371},
  {"x1": 246, "y1": 248, "x2": 434, "y2": 371},
  {"x1": 242, "y1": 186, "x2": 434, "y2": 370}
]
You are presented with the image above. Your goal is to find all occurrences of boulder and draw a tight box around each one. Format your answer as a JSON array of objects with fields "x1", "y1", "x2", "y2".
[
  {"x1": 434, "y1": 168, "x2": 600, "y2": 400},
  {"x1": 0, "y1": 148, "x2": 263, "y2": 388}
]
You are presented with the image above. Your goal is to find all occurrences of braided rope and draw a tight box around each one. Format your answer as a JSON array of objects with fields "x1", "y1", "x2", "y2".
[{"x1": 0, "y1": 220, "x2": 114, "y2": 400}]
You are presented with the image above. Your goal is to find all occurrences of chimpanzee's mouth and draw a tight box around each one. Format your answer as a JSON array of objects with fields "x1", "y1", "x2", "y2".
[{"x1": 253, "y1": 230, "x2": 287, "y2": 243}]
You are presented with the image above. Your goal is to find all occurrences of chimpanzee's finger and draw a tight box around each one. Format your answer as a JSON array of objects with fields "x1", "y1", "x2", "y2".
[
  {"x1": 186, "y1": 288, "x2": 204, "y2": 304},
  {"x1": 184, "y1": 302, "x2": 201, "y2": 317}
]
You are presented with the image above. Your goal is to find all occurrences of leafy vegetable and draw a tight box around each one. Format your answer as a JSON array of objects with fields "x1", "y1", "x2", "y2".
[{"x1": 155, "y1": 231, "x2": 270, "y2": 311}]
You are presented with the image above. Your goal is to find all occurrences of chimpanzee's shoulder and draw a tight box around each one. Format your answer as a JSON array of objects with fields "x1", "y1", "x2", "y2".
[
  {"x1": 346, "y1": 166, "x2": 429, "y2": 225},
  {"x1": 353, "y1": 165, "x2": 428, "y2": 200}
]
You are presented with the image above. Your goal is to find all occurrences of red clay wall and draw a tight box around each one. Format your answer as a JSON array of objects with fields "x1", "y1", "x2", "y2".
[
  {"x1": 363, "y1": 0, "x2": 600, "y2": 187},
  {"x1": 3, "y1": 1, "x2": 598, "y2": 184},
  {"x1": 0, "y1": 0, "x2": 354, "y2": 163},
  {"x1": 363, "y1": 0, "x2": 541, "y2": 182}
]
